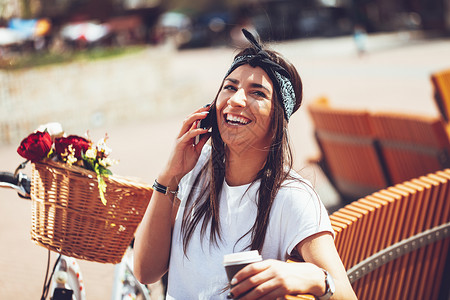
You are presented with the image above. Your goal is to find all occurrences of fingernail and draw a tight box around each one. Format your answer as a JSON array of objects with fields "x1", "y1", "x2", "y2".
[
  {"x1": 227, "y1": 292, "x2": 234, "y2": 299},
  {"x1": 203, "y1": 103, "x2": 211, "y2": 108},
  {"x1": 231, "y1": 278, "x2": 237, "y2": 285}
]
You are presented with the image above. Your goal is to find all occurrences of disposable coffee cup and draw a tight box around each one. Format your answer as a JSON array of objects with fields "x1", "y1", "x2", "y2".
[{"x1": 223, "y1": 250, "x2": 262, "y2": 285}]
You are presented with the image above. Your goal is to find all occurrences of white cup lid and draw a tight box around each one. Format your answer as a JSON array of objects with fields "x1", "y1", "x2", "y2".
[{"x1": 223, "y1": 250, "x2": 262, "y2": 266}]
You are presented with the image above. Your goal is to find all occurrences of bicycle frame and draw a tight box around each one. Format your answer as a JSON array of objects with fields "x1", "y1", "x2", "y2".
[
  {"x1": 111, "y1": 248, "x2": 151, "y2": 300},
  {"x1": 50, "y1": 254, "x2": 86, "y2": 300}
]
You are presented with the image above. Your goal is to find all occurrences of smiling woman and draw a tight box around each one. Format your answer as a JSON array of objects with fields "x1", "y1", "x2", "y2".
[{"x1": 134, "y1": 29, "x2": 357, "y2": 300}]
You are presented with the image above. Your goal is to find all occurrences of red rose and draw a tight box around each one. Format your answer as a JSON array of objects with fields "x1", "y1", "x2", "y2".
[
  {"x1": 17, "y1": 131, "x2": 52, "y2": 162},
  {"x1": 55, "y1": 135, "x2": 91, "y2": 159}
]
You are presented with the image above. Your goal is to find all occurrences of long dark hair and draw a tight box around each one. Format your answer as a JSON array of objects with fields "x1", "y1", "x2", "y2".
[{"x1": 181, "y1": 46, "x2": 303, "y2": 254}]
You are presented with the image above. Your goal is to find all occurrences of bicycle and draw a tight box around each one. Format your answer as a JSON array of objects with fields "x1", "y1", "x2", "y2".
[{"x1": 0, "y1": 162, "x2": 154, "y2": 300}]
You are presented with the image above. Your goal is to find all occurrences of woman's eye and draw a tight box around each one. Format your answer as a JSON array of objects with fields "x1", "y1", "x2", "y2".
[
  {"x1": 224, "y1": 85, "x2": 237, "y2": 91},
  {"x1": 253, "y1": 91, "x2": 267, "y2": 98}
]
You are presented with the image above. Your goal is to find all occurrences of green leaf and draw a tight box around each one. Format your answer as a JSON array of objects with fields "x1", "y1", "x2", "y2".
[
  {"x1": 46, "y1": 148, "x2": 54, "y2": 159},
  {"x1": 99, "y1": 166, "x2": 112, "y2": 176},
  {"x1": 82, "y1": 154, "x2": 95, "y2": 171},
  {"x1": 80, "y1": 154, "x2": 113, "y2": 206},
  {"x1": 97, "y1": 174, "x2": 107, "y2": 206}
]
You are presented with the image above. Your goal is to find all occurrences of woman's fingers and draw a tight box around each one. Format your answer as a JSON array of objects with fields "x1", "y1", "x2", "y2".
[
  {"x1": 229, "y1": 261, "x2": 272, "y2": 298},
  {"x1": 177, "y1": 107, "x2": 210, "y2": 138},
  {"x1": 237, "y1": 278, "x2": 289, "y2": 300},
  {"x1": 161, "y1": 106, "x2": 211, "y2": 180},
  {"x1": 178, "y1": 126, "x2": 209, "y2": 146},
  {"x1": 229, "y1": 260, "x2": 300, "y2": 300},
  {"x1": 176, "y1": 106, "x2": 211, "y2": 147},
  {"x1": 232, "y1": 260, "x2": 271, "y2": 284}
]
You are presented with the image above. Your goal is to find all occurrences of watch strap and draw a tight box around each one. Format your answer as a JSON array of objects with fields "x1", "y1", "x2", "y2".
[{"x1": 317, "y1": 269, "x2": 335, "y2": 300}]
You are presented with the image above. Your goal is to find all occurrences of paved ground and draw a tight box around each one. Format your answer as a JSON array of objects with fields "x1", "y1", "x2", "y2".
[{"x1": 0, "y1": 31, "x2": 449, "y2": 299}]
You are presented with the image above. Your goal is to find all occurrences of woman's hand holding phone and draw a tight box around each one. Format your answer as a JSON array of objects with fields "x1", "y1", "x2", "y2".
[{"x1": 159, "y1": 105, "x2": 212, "y2": 186}]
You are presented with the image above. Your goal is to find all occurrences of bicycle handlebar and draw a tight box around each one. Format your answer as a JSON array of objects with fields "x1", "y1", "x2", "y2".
[{"x1": 0, "y1": 171, "x2": 31, "y2": 199}]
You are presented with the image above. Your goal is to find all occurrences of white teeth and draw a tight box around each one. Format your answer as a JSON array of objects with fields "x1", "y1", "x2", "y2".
[{"x1": 226, "y1": 114, "x2": 250, "y2": 125}]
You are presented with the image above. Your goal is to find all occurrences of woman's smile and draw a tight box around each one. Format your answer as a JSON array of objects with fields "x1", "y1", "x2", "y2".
[{"x1": 224, "y1": 113, "x2": 252, "y2": 126}]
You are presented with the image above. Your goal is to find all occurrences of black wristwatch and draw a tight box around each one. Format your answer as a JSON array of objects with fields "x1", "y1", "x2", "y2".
[{"x1": 318, "y1": 269, "x2": 335, "y2": 300}]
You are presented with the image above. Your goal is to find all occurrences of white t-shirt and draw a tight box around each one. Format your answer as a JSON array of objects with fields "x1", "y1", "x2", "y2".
[{"x1": 166, "y1": 145, "x2": 333, "y2": 299}]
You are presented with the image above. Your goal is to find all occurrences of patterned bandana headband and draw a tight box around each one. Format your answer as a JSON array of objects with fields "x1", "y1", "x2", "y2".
[{"x1": 224, "y1": 29, "x2": 297, "y2": 121}]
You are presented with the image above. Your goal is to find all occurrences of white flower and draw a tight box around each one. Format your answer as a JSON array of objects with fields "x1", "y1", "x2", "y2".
[
  {"x1": 96, "y1": 136, "x2": 112, "y2": 157},
  {"x1": 85, "y1": 148, "x2": 97, "y2": 159},
  {"x1": 36, "y1": 122, "x2": 64, "y2": 139},
  {"x1": 99, "y1": 158, "x2": 108, "y2": 168},
  {"x1": 99, "y1": 157, "x2": 117, "y2": 168},
  {"x1": 64, "y1": 145, "x2": 77, "y2": 166}
]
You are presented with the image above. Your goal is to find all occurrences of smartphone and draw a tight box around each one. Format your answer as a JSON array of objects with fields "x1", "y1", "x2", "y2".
[
  {"x1": 198, "y1": 106, "x2": 213, "y2": 130},
  {"x1": 195, "y1": 105, "x2": 213, "y2": 145}
]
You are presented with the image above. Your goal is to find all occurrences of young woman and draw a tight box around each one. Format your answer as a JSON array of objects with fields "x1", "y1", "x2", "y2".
[{"x1": 134, "y1": 29, "x2": 357, "y2": 300}]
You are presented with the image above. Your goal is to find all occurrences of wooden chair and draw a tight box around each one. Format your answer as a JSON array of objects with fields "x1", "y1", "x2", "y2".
[
  {"x1": 431, "y1": 68, "x2": 450, "y2": 124},
  {"x1": 370, "y1": 112, "x2": 450, "y2": 184},
  {"x1": 307, "y1": 100, "x2": 390, "y2": 202},
  {"x1": 286, "y1": 169, "x2": 450, "y2": 299}
]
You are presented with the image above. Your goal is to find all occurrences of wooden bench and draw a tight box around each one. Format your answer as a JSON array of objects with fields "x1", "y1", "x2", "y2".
[
  {"x1": 307, "y1": 99, "x2": 450, "y2": 202},
  {"x1": 307, "y1": 100, "x2": 389, "y2": 202},
  {"x1": 431, "y1": 68, "x2": 450, "y2": 123},
  {"x1": 286, "y1": 169, "x2": 450, "y2": 299},
  {"x1": 371, "y1": 112, "x2": 450, "y2": 184}
]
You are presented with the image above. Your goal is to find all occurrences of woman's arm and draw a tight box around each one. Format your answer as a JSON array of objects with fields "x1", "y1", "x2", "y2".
[
  {"x1": 133, "y1": 181, "x2": 179, "y2": 284},
  {"x1": 228, "y1": 232, "x2": 357, "y2": 299},
  {"x1": 133, "y1": 106, "x2": 211, "y2": 284},
  {"x1": 297, "y1": 232, "x2": 357, "y2": 299}
]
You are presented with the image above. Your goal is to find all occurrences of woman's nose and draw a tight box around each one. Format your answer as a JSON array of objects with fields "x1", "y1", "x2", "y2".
[{"x1": 228, "y1": 88, "x2": 247, "y2": 107}]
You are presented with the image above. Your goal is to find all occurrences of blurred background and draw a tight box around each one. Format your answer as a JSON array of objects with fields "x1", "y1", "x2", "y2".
[
  {"x1": 1, "y1": 0, "x2": 450, "y2": 52},
  {"x1": 1, "y1": 0, "x2": 450, "y2": 145},
  {"x1": 1, "y1": 0, "x2": 450, "y2": 299}
]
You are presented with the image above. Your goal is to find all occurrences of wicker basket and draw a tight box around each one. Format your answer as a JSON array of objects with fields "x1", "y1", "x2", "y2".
[{"x1": 30, "y1": 159, "x2": 152, "y2": 264}]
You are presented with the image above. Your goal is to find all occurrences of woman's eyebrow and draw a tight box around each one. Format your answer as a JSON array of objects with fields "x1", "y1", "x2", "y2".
[
  {"x1": 250, "y1": 83, "x2": 271, "y2": 93},
  {"x1": 225, "y1": 78, "x2": 271, "y2": 93},
  {"x1": 224, "y1": 78, "x2": 239, "y2": 84}
]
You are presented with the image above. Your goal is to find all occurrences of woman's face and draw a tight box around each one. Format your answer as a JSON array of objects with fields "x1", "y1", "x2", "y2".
[{"x1": 216, "y1": 64, "x2": 274, "y2": 152}]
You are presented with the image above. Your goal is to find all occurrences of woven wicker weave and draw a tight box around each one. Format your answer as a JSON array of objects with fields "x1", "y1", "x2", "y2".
[{"x1": 30, "y1": 159, "x2": 152, "y2": 264}]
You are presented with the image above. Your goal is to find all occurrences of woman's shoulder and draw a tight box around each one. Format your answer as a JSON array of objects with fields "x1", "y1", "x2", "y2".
[
  {"x1": 280, "y1": 169, "x2": 314, "y2": 191},
  {"x1": 276, "y1": 170, "x2": 319, "y2": 205}
]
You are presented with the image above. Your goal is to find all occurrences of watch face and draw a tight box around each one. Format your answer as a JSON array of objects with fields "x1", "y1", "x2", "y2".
[
  {"x1": 319, "y1": 269, "x2": 335, "y2": 300},
  {"x1": 328, "y1": 271, "x2": 336, "y2": 295}
]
